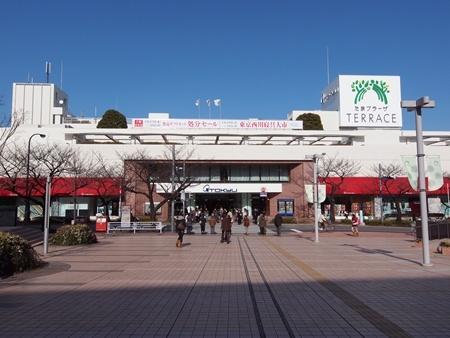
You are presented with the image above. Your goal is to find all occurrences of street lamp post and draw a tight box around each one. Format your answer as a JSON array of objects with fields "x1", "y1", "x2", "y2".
[
  {"x1": 401, "y1": 96, "x2": 435, "y2": 267},
  {"x1": 378, "y1": 163, "x2": 384, "y2": 223},
  {"x1": 306, "y1": 153, "x2": 325, "y2": 243},
  {"x1": 25, "y1": 133, "x2": 46, "y2": 222}
]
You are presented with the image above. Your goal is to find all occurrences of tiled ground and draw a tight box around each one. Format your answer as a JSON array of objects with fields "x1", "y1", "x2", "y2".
[{"x1": 1, "y1": 225, "x2": 449, "y2": 337}]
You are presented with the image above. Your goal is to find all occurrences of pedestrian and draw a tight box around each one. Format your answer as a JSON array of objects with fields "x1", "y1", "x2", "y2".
[
  {"x1": 208, "y1": 213, "x2": 217, "y2": 234},
  {"x1": 257, "y1": 212, "x2": 267, "y2": 235},
  {"x1": 351, "y1": 213, "x2": 360, "y2": 236},
  {"x1": 221, "y1": 210, "x2": 228, "y2": 243},
  {"x1": 186, "y1": 212, "x2": 194, "y2": 234},
  {"x1": 237, "y1": 210, "x2": 243, "y2": 225},
  {"x1": 319, "y1": 213, "x2": 328, "y2": 231},
  {"x1": 200, "y1": 211, "x2": 207, "y2": 234},
  {"x1": 274, "y1": 213, "x2": 283, "y2": 236},
  {"x1": 220, "y1": 210, "x2": 232, "y2": 243},
  {"x1": 175, "y1": 216, "x2": 186, "y2": 248},
  {"x1": 243, "y1": 214, "x2": 250, "y2": 235},
  {"x1": 223, "y1": 212, "x2": 232, "y2": 244}
]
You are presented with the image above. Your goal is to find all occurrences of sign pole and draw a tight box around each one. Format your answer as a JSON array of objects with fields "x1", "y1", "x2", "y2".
[
  {"x1": 313, "y1": 156, "x2": 319, "y2": 243},
  {"x1": 43, "y1": 176, "x2": 51, "y2": 255}
]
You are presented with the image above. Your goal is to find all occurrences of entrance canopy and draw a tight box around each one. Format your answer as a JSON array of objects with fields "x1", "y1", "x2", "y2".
[{"x1": 67, "y1": 129, "x2": 363, "y2": 146}]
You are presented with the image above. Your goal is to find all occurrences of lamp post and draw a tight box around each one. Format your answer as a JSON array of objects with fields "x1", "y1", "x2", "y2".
[
  {"x1": 25, "y1": 133, "x2": 46, "y2": 222},
  {"x1": 306, "y1": 153, "x2": 325, "y2": 243},
  {"x1": 401, "y1": 96, "x2": 435, "y2": 267}
]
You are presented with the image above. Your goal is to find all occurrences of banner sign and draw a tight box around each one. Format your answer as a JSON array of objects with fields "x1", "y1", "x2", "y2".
[
  {"x1": 401, "y1": 155, "x2": 444, "y2": 191},
  {"x1": 132, "y1": 118, "x2": 303, "y2": 130},
  {"x1": 121, "y1": 205, "x2": 131, "y2": 227},
  {"x1": 305, "y1": 185, "x2": 326, "y2": 203}
]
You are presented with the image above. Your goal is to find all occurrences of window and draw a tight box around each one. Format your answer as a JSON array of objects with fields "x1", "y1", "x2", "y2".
[
  {"x1": 230, "y1": 165, "x2": 249, "y2": 182},
  {"x1": 250, "y1": 166, "x2": 260, "y2": 181},
  {"x1": 279, "y1": 166, "x2": 289, "y2": 182},
  {"x1": 277, "y1": 199, "x2": 294, "y2": 216},
  {"x1": 220, "y1": 166, "x2": 229, "y2": 181},
  {"x1": 210, "y1": 166, "x2": 220, "y2": 181}
]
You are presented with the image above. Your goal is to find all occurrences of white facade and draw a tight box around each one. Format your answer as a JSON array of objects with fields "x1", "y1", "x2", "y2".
[
  {"x1": 5, "y1": 75, "x2": 450, "y2": 178},
  {"x1": 12, "y1": 83, "x2": 68, "y2": 126}
]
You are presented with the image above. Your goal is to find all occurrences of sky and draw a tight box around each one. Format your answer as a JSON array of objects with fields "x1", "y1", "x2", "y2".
[{"x1": 1, "y1": 0, "x2": 449, "y2": 130}]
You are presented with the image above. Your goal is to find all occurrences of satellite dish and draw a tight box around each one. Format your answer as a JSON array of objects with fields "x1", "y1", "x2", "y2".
[{"x1": 59, "y1": 99, "x2": 64, "y2": 105}]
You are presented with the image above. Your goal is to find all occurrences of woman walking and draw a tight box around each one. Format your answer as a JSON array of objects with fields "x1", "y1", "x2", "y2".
[
  {"x1": 175, "y1": 216, "x2": 186, "y2": 248},
  {"x1": 208, "y1": 213, "x2": 217, "y2": 234},
  {"x1": 243, "y1": 214, "x2": 250, "y2": 235},
  {"x1": 351, "y1": 213, "x2": 360, "y2": 236}
]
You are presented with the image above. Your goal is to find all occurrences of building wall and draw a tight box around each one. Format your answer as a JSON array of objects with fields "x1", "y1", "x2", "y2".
[{"x1": 12, "y1": 83, "x2": 68, "y2": 126}]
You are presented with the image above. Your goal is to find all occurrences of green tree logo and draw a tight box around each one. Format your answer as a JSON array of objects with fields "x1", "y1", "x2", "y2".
[{"x1": 351, "y1": 80, "x2": 390, "y2": 104}]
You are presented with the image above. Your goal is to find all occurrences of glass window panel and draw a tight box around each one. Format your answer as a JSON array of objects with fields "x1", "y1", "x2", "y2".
[
  {"x1": 268, "y1": 166, "x2": 280, "y2": 181},
  {"x1": 260, "y1": 166, "x2": 270, "y2": 181},
  {"x1": 280, "y1": 166, "x2": 289, "y2": 182},
  {"x1": 210, "y1": 166, "x2": 220, "y2": 181},
  {"x1": 250, "y1": 166, "x2": 260, "y2": 181},
  {"x1": 194, "y1": 166, "x2": 209, "y2": 182}
]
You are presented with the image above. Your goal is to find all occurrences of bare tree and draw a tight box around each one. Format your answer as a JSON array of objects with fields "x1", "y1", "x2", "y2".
[
  {"x1": 371, "y1": 162, "x2": 413, "y2": 222},
  {"x1": 67, "y1": 150, "x2": 99, "y2": 223},
  {"x1": 0, "y1": 111, "x2": 22, "y2": 158},
  {"x1": 319, "y1": 155, "x2": 361, "y2": 222},
  {"x1": 89, "y1": 153, "x2": 124, "y2": 221},
  {"x1": 0, "y1": 143, "x2": 75, "y2": 222},
  {"x1": 120, "y1": 145, "x2": 198, "y2": 221}
]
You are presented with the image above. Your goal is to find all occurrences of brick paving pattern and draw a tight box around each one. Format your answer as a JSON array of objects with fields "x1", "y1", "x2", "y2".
[{"x1": 1, "y1": 224, "x2": 450, "y2": 337}]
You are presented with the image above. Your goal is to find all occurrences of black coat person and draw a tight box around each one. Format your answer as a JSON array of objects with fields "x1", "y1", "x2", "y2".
[{"x1": 274, "y1": 213, "x2": 283, "y2": 236}]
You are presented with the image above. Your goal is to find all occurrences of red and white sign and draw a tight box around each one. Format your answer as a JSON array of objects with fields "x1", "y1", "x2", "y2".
[{"x1": 132, "y1": 118, "x2": 303, "y2": 130}]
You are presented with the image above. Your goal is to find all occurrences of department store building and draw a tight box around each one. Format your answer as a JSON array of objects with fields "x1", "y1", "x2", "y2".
[{"x1": 1, "y1": 75, "x2": 449, "y2": 225}]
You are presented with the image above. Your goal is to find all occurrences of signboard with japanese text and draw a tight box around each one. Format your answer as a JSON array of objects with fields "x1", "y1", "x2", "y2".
[
  {"x1": 322, "y1": 75, "x2": 402, "y2": 128},
  {"x1": 121, "y1": 205, "x2": 131, "y2": 227},
  {"x1": 156, "y1": 183, "x2": 283, "y2": 194},
  {"x1": 131, "y1": 118, "x2": 303, "y2": 130}
]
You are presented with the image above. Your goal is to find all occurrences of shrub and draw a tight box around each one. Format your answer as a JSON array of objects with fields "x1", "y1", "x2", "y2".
[
  {"x1": 0, "y1": 232, "x2": 43, "y2": 278},
  {"x1": 339, "y1": 219, "x2": 352, "y2": 225},
  {"x1": 365, "y1": 219, "x2": 412, "y2": 227},
  {"x1": 270, "y1": 216, "x2": 297, "y2": 224},
  {"x1": 440, "y1": 240, "x2": 450, "y2": 248},
  {"x1": 51, "y1": 224, "x2": 97, "y2": 246}
]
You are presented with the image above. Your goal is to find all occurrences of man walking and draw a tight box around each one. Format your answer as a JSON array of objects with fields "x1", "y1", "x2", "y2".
[
  {"x1": 221, "y1": 210, "x2": 232, "y2": 244},
  {"x1": 274, "y1": 213, "x2": 283, "y2": 236}
]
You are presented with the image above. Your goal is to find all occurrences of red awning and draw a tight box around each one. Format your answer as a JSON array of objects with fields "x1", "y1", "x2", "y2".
[
  {"x1": 321, "y1": 176, "x2": 450, "y2": 196},
  {"x1": 0, "y1": 177, "x2": 120, "y2": 197}
]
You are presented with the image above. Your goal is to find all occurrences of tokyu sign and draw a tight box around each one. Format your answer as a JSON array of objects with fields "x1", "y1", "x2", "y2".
[{"x1": 322, "y1": 75, "x2": 402, "y2": 128}]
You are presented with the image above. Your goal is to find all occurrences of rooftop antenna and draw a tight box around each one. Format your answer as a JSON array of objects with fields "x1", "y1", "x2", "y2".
[
  {"x1": 60, "y1": 61, "x2": 63, "y2": 89},
  {"x1": 27, "y1": 72, "x2": 30, "y2": 83},
  {"x1": 45, "y1": 61, "x2": 51, "y2": 83},
  {"x1": 326, "y1": 46, "x2": 330, "y2": 85},
  {"x1": 94, "y1": 105, "x2": 97, "y2": 122}
]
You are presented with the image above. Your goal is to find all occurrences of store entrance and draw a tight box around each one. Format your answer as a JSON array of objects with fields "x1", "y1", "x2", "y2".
[
  {"x1": 251, "y1": 194, "x2": 267, "y2": 222},
  {"x1": 195, "y1": 193, "x2": 242, "y2": 213}
]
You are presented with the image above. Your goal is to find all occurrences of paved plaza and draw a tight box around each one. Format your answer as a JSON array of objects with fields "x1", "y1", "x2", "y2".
[{"x1": 1, "y1": 225, "x2": 450, "y2": 337}]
